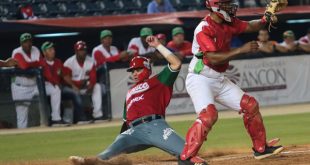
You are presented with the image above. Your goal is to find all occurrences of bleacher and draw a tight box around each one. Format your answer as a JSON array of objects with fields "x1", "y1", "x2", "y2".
[{"x1": 0, "y1": 0, "x2": 205, "y2": 20}]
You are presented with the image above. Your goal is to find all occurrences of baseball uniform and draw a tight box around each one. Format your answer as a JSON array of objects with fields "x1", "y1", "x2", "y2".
[
  {"x1": 127, "y1": 37, "x2": 156, "y2": 57},
  {"x1": 92, "y1": 44, "x2": 121, "y2": 67},
  {"x1": 97, "y1": 65, "x2": 184, "y2": 160},
  {"x1": 63, "y1": 55, "x2": 103, "y2": 119}
]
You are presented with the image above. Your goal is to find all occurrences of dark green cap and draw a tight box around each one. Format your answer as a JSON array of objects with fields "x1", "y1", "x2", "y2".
[
  {"x1": 172, "y1": 27, "x2": 184, "y2": 36},
  {"x1": 20, "y1": 33, "x2": 32, "y2": 43},
  {"x1": 41, "y1": 41, "x2": 54, "y2": 52},
  {"x1": 100, "y1": 30, "x2": 113, "y2": 39},
  {"x1": 283, "y1": 30, "x2": 295, "y2": 38},
  {"x1": 140, "y1": 27, "x2": 153, "y2": 37}
]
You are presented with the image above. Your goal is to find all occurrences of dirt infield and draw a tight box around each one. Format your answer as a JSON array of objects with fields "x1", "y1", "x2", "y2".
[{"x1": 2, "y1": 145, "x2": 310, "y2": 165}]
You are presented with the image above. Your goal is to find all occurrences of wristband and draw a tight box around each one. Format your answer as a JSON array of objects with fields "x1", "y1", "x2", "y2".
[{"x1": 156, "y1": 44, "x2": 172, "y2": 58}]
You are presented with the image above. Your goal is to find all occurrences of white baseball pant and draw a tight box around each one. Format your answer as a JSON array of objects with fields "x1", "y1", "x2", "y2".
[
  {"x1": 11, "y1": 82, "x2": 61, "y2": 128},
  {"x1": 186, "y1": 73, "x2": 245, "y2": 114}
]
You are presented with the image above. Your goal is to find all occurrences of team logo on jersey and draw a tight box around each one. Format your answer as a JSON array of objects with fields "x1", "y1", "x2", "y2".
[
  {"x1": 163, "y1": 128, "x2": 174, "y2": 141},
  {"x1": 57, "y1": 69, "x2": 62, "y2": 75},
  {"x1": 126, "y1": 82, "x2": 149, "y2": 100},
  {"x1": 127, "y1": 94, "x2": 144, "y2": 110}
]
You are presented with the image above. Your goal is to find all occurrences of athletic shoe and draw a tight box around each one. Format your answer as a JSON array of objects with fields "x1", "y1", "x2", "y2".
[
  {"x1": 69, "y1": 156, "x2": 85, "y2": 165},
  {"x1": 178, "y1": 156, "x2": 208, "y2": 165},
  {"x1": 51, "y1": 120, "x2": 70, "y2": 127},
  {"x1": 253, "y1": 145, "x2": 284, "y2": 160},
  {"x1": 76, "y1": 120, "x2": 92, "y2": 125},
  {"x1": 93, "y1": 116, "x2": 105, "y2": 123}
]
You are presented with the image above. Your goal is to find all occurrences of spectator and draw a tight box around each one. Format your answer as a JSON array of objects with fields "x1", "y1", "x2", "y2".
[
  {"x1": 11, "y1": 33, "x2": 63, "y2": 128},
  {"x1": 167, "y1": 27, "x2": 193, "y2": 59},
  {"x1": 17, "y1": 4, "x2": 37, "y2": 20},
  {"x1": 41, "y1": 41, "x2": 69, "y2": 127},
  {"x1": 257, "y1": 29, "x2": 287, "y2": 53},
  {"x1": 92, "y1": 30, "x2": 132, "y2": 68},
  {"x1": 299, "y1": 28, "x2": 310, "y2": 44},
  {"x1": 279, "y1": 30, "x2": 299, "y2": 52},
  {"x1": 0, "y1": 58, "x2": 18, "y2": 67},
  {"x1": 63, "y1": 41, "x2": 104, "y2": 123},
  {"x1": 127, "y1": 27, "x2": 156, "y2": 58},
  {"x1": 147, "y1": 0, "x2": 176, "y2": 14}
]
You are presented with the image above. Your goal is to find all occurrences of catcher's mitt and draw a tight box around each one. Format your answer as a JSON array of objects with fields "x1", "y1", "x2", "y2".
[{"x1": 264, "y1": 0, "x2": 288, "y2": 31}]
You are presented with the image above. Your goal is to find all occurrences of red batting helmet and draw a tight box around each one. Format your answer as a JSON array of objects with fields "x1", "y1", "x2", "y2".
[
  {"x1": 74, "y1": 40, "x2": 87, "y2": 51},
  {"x1": 206, "y1": 0, "x2": 238, "y2": 22},
  {"x1": 127, "y1": 56, "x2": 151, "y2": 82},
  {"x1": 156, "y1": 33, "x2": 167, "y2": 40}
]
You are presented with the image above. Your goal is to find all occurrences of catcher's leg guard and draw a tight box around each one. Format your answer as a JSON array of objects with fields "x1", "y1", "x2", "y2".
[
  {"x1": 240, "y1": 94, "x2": 266, "y2": 153},
  {"x1": 180, "y1": 104, "x2": 218, "y2": 160}
]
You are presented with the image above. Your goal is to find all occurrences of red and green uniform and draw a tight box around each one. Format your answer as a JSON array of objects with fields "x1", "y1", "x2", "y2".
[{"x1": 98, "y1": 65, "x2": 185, "y2": 160}]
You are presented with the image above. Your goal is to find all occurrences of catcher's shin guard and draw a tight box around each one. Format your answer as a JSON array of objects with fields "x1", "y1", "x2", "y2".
[
  {"x1": 180, "y1": 104, "x2": 218, "y2": 160},
  {"x1": 240, "y1": 94, "x2": 266, "y2": 153}
]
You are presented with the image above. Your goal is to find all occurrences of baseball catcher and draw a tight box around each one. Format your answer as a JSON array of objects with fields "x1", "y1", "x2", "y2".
[{"x1": 180, "y1": 0, "x2": 287, "y2": 162}]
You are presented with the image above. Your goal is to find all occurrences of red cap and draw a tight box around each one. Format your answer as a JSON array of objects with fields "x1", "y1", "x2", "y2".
[
  {"x1": 156, "y1": 33, "x2": 166, "y2": 40},
  {"x1": 74, "y1": 40, "x2": 87, "y2": 51}
]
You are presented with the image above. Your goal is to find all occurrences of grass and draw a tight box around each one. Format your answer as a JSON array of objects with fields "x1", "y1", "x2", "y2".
[{"x1": 0, "y1": 112, "x2": 309, "y2": 163}]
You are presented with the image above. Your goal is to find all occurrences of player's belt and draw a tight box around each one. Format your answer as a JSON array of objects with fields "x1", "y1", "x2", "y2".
[{"x1": 129, "y1": 114, "x2": 163, "y2": 128}]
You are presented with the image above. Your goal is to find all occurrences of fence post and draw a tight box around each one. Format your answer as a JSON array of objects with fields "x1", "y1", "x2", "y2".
[{"x1": 35, "y1": 68, "x2": 50, "y2": 126}]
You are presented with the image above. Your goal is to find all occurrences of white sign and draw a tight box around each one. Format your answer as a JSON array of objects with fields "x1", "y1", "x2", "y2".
[{"x1": 109, "y1": 55, "x2": 310, "y2": 118}]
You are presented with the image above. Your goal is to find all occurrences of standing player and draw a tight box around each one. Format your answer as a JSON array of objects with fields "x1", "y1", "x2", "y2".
[
  {"x1": 69, "y1": 36, "x2": 207, "y2": 165},
  {"x1": 0, "y1": 58, "x2": 18, "y2": 67},
  {"x1": 92, "y1": 29, "x2": 131, "y2": 68},
  {"x1": 180, "y1": 0, "x2": 285, "y2": 162},
  {"x1": 11, "y1": 33, "x2": 64, "y2": 128},
  {"x1": 63, "y1": 41, "x2": 104, "y2": 122}
]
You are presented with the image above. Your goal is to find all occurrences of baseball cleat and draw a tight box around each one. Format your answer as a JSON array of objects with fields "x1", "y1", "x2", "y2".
[
  {"x1": 253, "y1": 145, "x2": 284, "y2": 160},
  {"x1": 178, "y1": 156, "x2": 208, "y2": 165},
  {"x1": 69, "y1": 156, "x2": 85, "y2": 165}
]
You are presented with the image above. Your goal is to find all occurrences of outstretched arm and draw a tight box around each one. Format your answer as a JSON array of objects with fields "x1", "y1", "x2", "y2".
[{"x1": 146, "y1": 36, "x2": 181, "y2": 71}]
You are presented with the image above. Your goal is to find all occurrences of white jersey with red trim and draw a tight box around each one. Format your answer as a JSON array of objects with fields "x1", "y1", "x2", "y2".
[
  {"x1": 92, "y1": 45, "x2": 119, "y2": 60},
  {"x1": 63, "y1": 55, "x2": 95, "y2": 81},
  {"x1": 298, "y1": 35, "x2": 310, "y2": 44},
  {"x1": 11, "y1": 46, "x2": 40, "y2": 86},
  {"x1": 127, "y1": 37, "x2": 155, "y2": 56}
]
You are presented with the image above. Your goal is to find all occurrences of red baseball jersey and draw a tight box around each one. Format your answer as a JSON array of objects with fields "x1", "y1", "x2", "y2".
[
  {"x1": 192, "y1": 16, "x2": 247, "y2": 72},
  {"x1": 123, "y1": 65, "x2": 179, "y2": 123},
  {"x1": 92, "y1": 44, "x2": 121, "y2": 67},
  {"x1": 167, "y1": 40, "x2": 193, "y2": 57},
  {"x1": 42, "y1": 58, "x2": 63, "y2": 85}
]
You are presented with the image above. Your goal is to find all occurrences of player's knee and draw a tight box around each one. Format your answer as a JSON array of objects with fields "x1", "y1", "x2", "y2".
[
  {"x1": 240, "y1": 94, "x2": 259, "y2": 114},
  {"x1": 198, "y1": 104, "x2": 218, "y2": 127}
]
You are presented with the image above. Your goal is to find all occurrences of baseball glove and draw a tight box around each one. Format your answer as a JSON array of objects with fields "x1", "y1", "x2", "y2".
[{"x1": 264, "y1": 0, "x2": 288, "y2": 31}]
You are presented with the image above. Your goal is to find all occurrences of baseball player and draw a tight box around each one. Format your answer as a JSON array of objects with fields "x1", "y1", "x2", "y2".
[
  {"x1": 127, "y1": 27, "x2": 156, "y2": 57},
  {"x1": 63, "y1": 41, "x2": 103, "y2": 122},
  {"x1": 69, "y1": 36, "x2": 207, "y2": 165},
  {"x1": 180, "y1": 0, "x2": 286, "y2": 162},
  {"x1": 167, "y1": 27, "x2": 193, "y2": 58},
  {"x1": 11, "y1": 33, "x2": 64, "y2": 128},
  {"x1": 41, "y1": 41, "x2": 69, "y2": 126},
  {"x1": 92, "y1": 29, "x2": 131, "y2": 68},
  {"x1": 0, "y1": 58, "x2": 18, "y2": 67}
]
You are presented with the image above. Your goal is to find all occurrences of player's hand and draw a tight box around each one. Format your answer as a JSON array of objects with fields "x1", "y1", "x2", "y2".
[
  {"x1": 146, "y1": 36, "x2": 161, "y2": 48},
  {"x1": 240, "y1": 41, "x2": 259, "y2": 54},
  {"x1": 5, "y1": 58, "x2": 18, "y2": 67}
]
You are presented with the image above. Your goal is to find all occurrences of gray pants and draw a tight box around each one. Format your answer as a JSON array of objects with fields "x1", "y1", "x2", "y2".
[{"x1": 98, "y1": 119, "x2": 185, "y2": 160}]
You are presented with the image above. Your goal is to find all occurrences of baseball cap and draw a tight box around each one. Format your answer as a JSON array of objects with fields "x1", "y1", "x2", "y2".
[
  {"x1": 172, "y1": 27, "x2": 184, "y2": 36},
  {"x1": 140, "y1": 27, "x2": 153, "y2": 37},
  {"x1": 41, "y1": 41, "x2": 54, "y2": 52},
  {"x1": 74, "y1": 41, "x2": 87, "y2": 51},
  {"x1": 283, "y1": 30, "x2": 295, "y2": 38},
  {"x1": 20, "y1": 33, "x2": 32, "y2": 43},
  {"x1": 100, "y1": 30, "x2": 113, "y2": 39}
]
